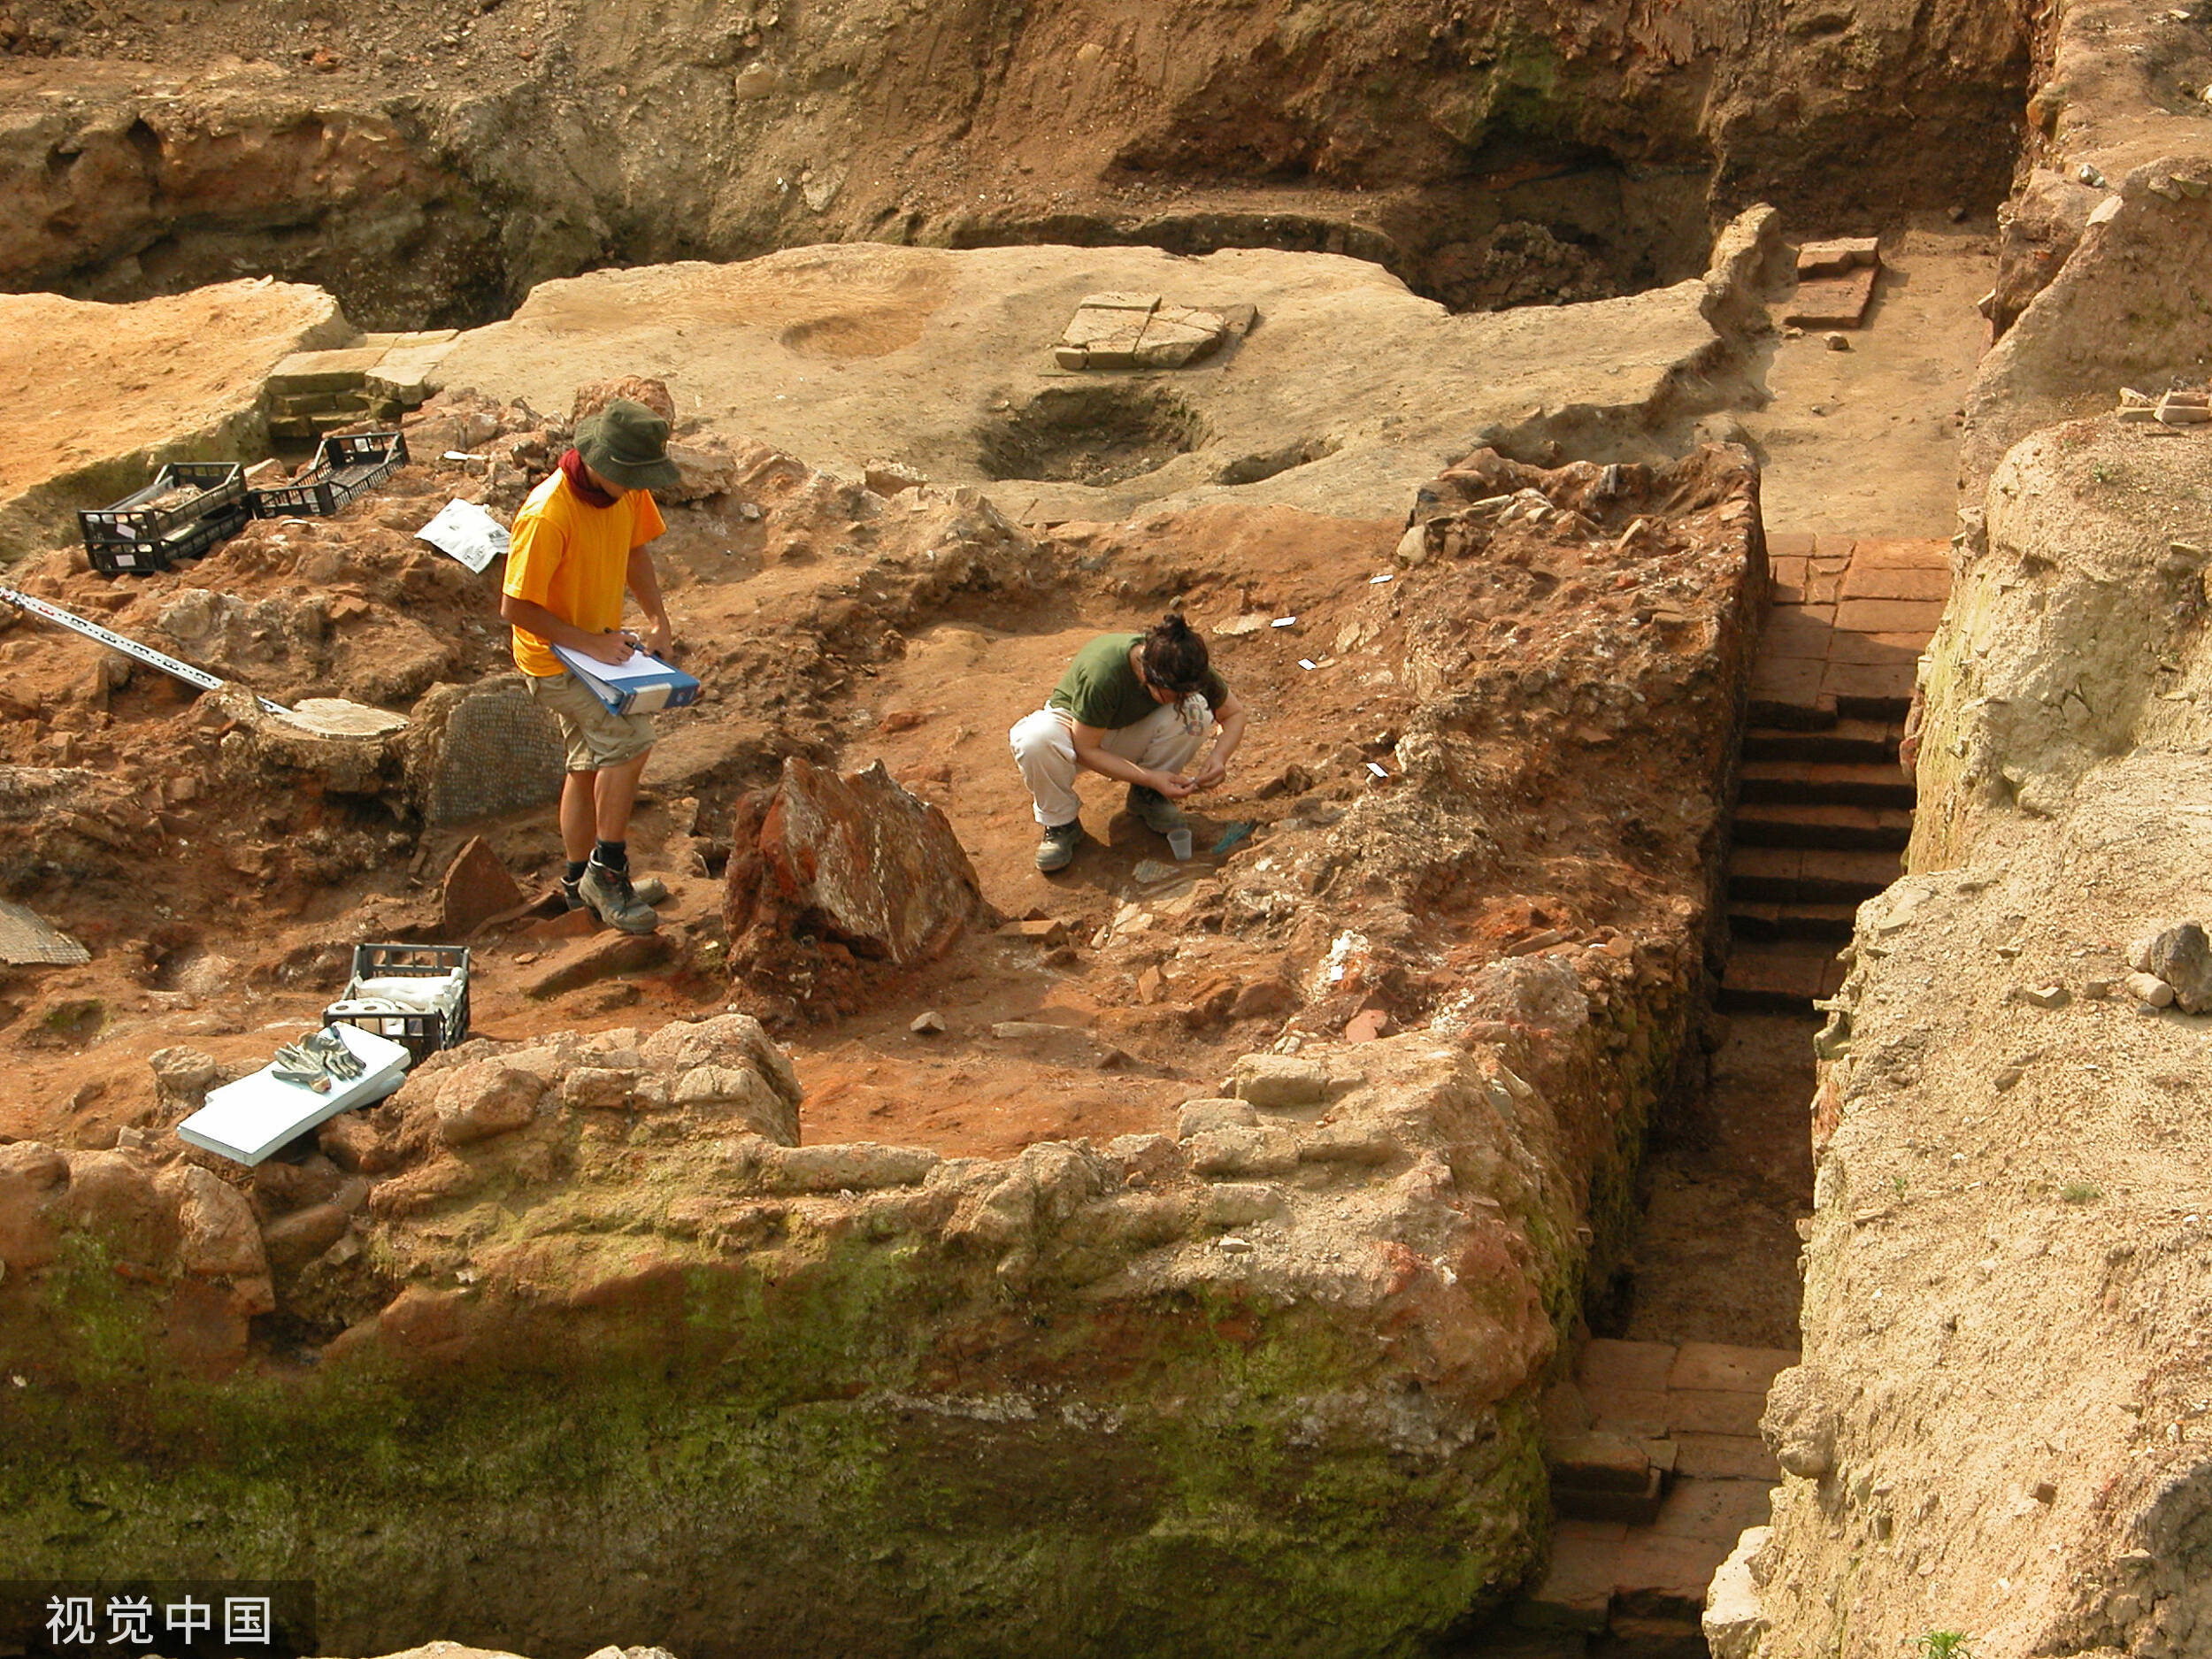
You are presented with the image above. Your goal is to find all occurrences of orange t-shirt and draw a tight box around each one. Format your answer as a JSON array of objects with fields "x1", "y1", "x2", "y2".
[{"x1": 502, "y1": 471, "x2": 667, "y2": 677}]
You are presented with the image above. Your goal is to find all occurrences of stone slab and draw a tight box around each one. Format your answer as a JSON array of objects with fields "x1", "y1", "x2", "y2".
[
  {"x1": 1795, "y1": 236, "x2": 1881, "y2": 276},
  {"x1": 1583, "y1": 1385, "x2": 1671, "y2": 1436},
  {"x1": 1761, "y1": 604, "x2": 1838, "y2": 659},
  {"x1": 1514, "y1": 1523, "x2": 1621, "y2": 1633},
  {"x1": 1672, "y1": 1432, "x2": 1783, "y2": 1480},
  {"x1": 1612, "y1": 1530, "x2": 1738, "y2": 1621},
  {"x1": 1844, "y1": 538, "x2": 1950, "y2": 573},
  {"x1": 1824, "y1": 629, "x2": 1928, "y2": 666},
  {"x1": 1649, "y1": 1477, "x2": 1777, "y2": 1543},
  {"x1": 441, "y1": 836, "x2": 526, "y2": 939},
  {"x1": 1748, "y1": 656, "x2": 1829, "y2": 714},
  {"x1": 1664, "y1": 1388, "x2": 1767, "y2": 1438},
  {"x1": 1784, "y1": 265, "x2": 1878, "y2": 328},
  {"x1": 1578, "y1": 1338, "x2": 1678, "y2": 1393},
  {"x1": 1548, "y1": 1432, "x2": 1652, "y2": 1493},
  {"x1": 1668, "y1": 1343, "x2": 1798, "y2": 1394},
  {"x1": 266, "y1": 345, "x2": 387, "y2": 394},
  {"x1": 1833, "y1": 597, "x2": 1946, "y2": 634},
  {"x1": 1839, "y1": 563, "x2": 1951, "y2": 602},
  {"x1": 1821, "y1": 659, "x2": 1918, "y2": 707}
]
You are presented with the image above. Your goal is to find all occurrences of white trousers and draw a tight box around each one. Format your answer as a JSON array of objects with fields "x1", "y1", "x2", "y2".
[{"x1": 1008, "y1": 701, "x2": 1210, "y2": 826}]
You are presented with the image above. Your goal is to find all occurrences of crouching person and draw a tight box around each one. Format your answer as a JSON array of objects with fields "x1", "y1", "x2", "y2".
[
  {"x1": 1009, "y1": 613, "x2": 1247, "y2": 872},
  {"x1": 499, "y1": 398, "x2": 680, "y2": 934}
]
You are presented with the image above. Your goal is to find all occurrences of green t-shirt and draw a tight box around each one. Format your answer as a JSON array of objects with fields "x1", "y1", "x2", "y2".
[{"x1": 1047, "y1": 633, "x2": 1229, "y2": 730}]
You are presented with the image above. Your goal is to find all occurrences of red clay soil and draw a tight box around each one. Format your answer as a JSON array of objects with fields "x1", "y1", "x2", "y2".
[{"x1": 0, "y1": 389, "x2": 1762, "y2": 1177}]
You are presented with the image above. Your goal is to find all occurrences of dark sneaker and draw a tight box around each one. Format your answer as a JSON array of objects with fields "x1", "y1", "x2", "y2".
[
  {"x1": 1034, "y1": 820, "x2": 1085, "y2": 872},
  {"x1": 1126, "y1": 784, "x2": 1189, "y2": 834},
  {"x1": 580, "y1": 859, "x2": 661, "y2": 934}
]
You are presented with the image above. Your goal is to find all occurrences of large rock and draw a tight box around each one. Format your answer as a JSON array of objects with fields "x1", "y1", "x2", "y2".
[
  {"x1": 724, "y1": 757, "x2": 993, "y2": 1015},
  {"x1": 403, "y1": 675, "x2": 565, "y2": 826}
]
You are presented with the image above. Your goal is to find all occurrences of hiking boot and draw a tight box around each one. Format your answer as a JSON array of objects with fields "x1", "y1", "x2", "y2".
[
  {"x1": 1126, "y1": 784, "x2": 1189, "y2": 834},
  {"x1": 565, "y1": 873, "x2": 667, "y2": 910},
  {"x1": 580, "y1": 859, "x2": 661, "y2": 934},
  {"x1": 1034, "y1": 820, "x2": 1085, "y2": 873}
]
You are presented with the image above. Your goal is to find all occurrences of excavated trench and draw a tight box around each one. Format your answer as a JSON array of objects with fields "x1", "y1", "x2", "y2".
[{"x1": 0, "y1": 1, "x2": 2047, "y2": 1651}]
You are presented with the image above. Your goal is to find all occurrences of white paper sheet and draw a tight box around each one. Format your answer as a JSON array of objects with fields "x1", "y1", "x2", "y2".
[{"x1": 415, "y1": 498, "x2": 511, "y2": 573}]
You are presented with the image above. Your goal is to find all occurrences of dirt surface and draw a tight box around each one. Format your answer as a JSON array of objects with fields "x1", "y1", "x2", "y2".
[
  {"x1": 1736, "y1": 219, "x2": 1998, "y2": 541},
  {"x1": 0, "y1": 0, "x2": 2030, "y2": 334}
]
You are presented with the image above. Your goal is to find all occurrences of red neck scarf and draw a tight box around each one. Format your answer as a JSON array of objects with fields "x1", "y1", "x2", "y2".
[{"x1": 557, "y1": 448, "x2": 619, "y2": 508}]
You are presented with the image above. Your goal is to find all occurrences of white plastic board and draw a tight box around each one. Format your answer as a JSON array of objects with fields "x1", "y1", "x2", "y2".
[{"x1": 176, "y1": 1023, "x2": 412, "y2": 1166}]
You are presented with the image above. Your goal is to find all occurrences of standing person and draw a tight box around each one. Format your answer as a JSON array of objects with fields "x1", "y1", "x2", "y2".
[
  {"x1": 1009, "y1": 613, "x2": 1248, "y2": 872},
  {"x1": 499, "y1": 397, "x2": 680, "y2": 934}
]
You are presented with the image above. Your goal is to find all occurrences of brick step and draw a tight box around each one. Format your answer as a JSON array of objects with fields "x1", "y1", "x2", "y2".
[
  {"x1": 1514, "y1": 1480, "x2": 1780, "y2": 1647},
  {"x1": 1747, "y1": 690, "x2": 1838, "y2": 731},
  {"x1": 1740, "y1": 757, "x2": 1914, "y2": 809},
  {"x1": 1832, "y1": 689, "x2": 1914, "y2": 723},
  {"x1": 1742, "y1": 718, "x2": 1904, "y2": 765},
  {"x1": 1733, "y1": 801, "x2": 1913, "y2": 851},
  {"x1": 1720, "y1": 939, "x2": 1847, "y2": 1009},
  {"x1": 1729, "y1": 901, "x2": 1859, "y2": 942},
  {"x1": 1727, "y1": 845, "x2": 1901, "y2": 904}
]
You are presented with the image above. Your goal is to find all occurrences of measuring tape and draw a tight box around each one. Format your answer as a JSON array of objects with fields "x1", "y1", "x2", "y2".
[{"x1": 0, "y1": 585, "x2": 292, "y2": 715}]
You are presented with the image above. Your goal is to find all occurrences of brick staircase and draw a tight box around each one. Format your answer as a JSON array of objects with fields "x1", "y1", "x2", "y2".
[
  {"x1": 1514, "y1": 1340, "x2": 1796, "y2": 1647},
  {"x1": 1720, "y1": 534, "x2": 1949, "y2": 1010}
]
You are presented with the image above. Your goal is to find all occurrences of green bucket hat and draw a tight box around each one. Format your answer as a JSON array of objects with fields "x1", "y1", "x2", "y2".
[{"x1": 574, "y1": 398, "x2": 682, "y2": 493}]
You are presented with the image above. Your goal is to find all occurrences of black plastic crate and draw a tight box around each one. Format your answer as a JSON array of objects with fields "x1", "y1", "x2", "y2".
[
  {"x1": 86, "y1": 498, "x2": 251, "y2": 578},
  {"x1": 321, "y1": 941, "x2": 470, "y2": 1065},
  {"x1": 251, "y1": 430, "x2": 410, "y2": 518},
  {"x1": 80, "y1": 461, "x2": 247, "y2": 568}
]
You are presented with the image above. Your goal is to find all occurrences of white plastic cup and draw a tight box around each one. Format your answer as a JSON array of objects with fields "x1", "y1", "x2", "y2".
[{"x1": 1167, "y1": 827, "x2": 1194, "y2": 861}]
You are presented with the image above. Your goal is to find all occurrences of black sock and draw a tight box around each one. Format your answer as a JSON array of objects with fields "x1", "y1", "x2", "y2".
[
  {"x1": 593, "y1": 840, "x2": 628, "y2": 873},
  {"x1": 564, "y1": 860, "x2": 588, "y2": 888}
]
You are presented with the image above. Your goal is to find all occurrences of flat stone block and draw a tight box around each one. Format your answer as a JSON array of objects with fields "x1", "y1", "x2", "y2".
[
  {"x1": 1824, "y1": 630, "x2": 1927, "y2": 667},
  {"x1": 1548, "y1": 1432, "x2": 1651, "y2": 1493},
  {"x1": 1722, "y1": 942, "x2": 1831, "y2": 1003},
  {"x1": 1833, "y1": 597, "x2": 1945, "y2": 634},
  {"x1": 1762, "y1": 604, "x2": 1838, "y2": 659},
  {"x1": 1583, "y1": 1385, "x2": 1670, "y2": 1436},
  {"x1": 1821, "y1": 659, "x2": 1917, "y2": 705},
  {"x1": 1555, "y1": 1464, "x2": 1665, "y2": 1525},
  {"x1": 1651, "y1": 1477, "x2": 1777, "y2": 1543},
  {"x1": 1669, "y1": 1343, "x2": 1798, "y2": 1394},
  {"x1": 1613, "y1": 1530, "x2": 1738, "y2": 1621},
  {"x1": 1672, "y1": 1432, "x2": 1782, "y2": 1480},
  {"x1": 1514, "y1": 1525, "x2": 1620, "y2": 1633},
  {"x1": 1666, "y1": 1388, "x2": 1767, "y2": 1437},
  {"x1": 267, "y1": 346, "x2": 385, "y2": 394},
  {"x1": 1764, "y1": 531, "x2": 1816, "y2": 559},
  {"x1": 1578, "y1": 1338, "x2": 1678, "y2": 1393},
  {"x1": 366, "y1": 341, "x2": 456, "y2": 403},
  {"x1": 1840, "y1": 564, "x2": 1951, "y2": 602},
  {"x1": 1748, "y1": 657, "x2": 1829, "y2": 714},
  {"x1": 1783, "y1": 265, "x2": 1878, "y2": 328},
  {"x1": 1846, "y1": 535, "x2": 1950, "y2": 568},
  {"x1": 1076, "y1": 291, "x2": 1161, "y2": 311},
  {"x1": 1801, "y1": 569, "x2": 1844, "y2": 604},
  {"x1": 1795, "y1": 236, "x2": 1880, "y2": 275}
]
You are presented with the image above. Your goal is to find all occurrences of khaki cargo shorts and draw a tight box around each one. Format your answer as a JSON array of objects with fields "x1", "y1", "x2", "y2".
[{"x1": 525, "y1": 669, "x2": 657, "y2": 772}]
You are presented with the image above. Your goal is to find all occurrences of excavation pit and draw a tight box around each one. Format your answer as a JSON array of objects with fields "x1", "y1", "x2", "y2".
[{"x1": 975, "y1": 382, "x2": 1209, "y2": 488}]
